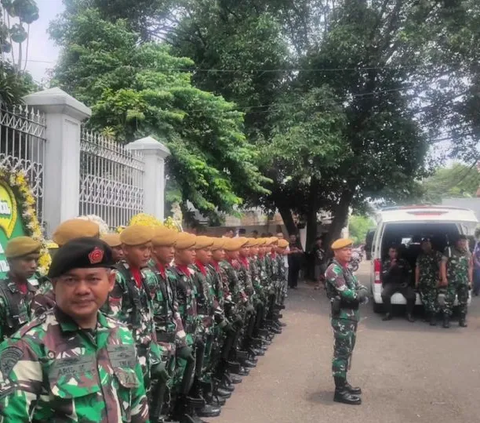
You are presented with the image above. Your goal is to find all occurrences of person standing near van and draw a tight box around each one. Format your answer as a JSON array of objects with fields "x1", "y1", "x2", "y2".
[
  {"x1": 415, "y1": 238, "x2": 442, "y2": 326},
  {"x1": 440, "y1": 235, "x2": 472, "y2": 328},
  {"x1": 381, "y1": 246, "x2": 416, "y2": 322},
  {"x1": 325, "y1": 238, "x2": 368, "y2": 406}
]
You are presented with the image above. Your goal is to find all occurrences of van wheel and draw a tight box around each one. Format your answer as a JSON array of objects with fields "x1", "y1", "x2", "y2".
[{"x1": 373, "y1": 302, "x2": 383, "y2": 314}]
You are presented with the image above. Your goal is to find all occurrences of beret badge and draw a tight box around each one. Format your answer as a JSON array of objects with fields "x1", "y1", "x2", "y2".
[{"x1": 88, "y1": 247, "x2": 104, "y2": 264}]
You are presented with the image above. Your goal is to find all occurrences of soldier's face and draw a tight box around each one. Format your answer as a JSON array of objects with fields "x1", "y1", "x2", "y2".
[
  {"x1": 456, "y1": 239, "x2": 468, "y2": 251},
  {"x1": 277, "y1": 247, "x2": 287, "y2": 256},
  {"x1": 335, "y1": 247, "x2": 352, "y2": 263},
  {"x1": 240, "y1": 246, "x2": 250, "y2": 257},
  {"x1": 9, "y1": 254, "x2": 39, "y2": 279},
  {"x1": 153, "y1": 245, "x2": 175, "y2": 264},
  {"x1": 111, "y1": 246, "x2": 124, "y2": 263},
  {"x1": 421, "y1": 242, "x2": 432, "y2": 253},
  {"x1": 176, "y1": 248, "x2": 196, "y2": 265},
  {"x1": 212, "y1": 248, "x2": 225, "y2": 262},
  {"x1": 227, "y1": 250, "x2": 239, "y2": 260},
  {"x1": 196, "y1": 248, "x2": 212, "y2": 265},
  {"x1": 251, "y1": 246, "x2": 259, "y2": 256},
  {"x1": 388, "y1": 248, "x2": 398, "y2": 260},
  {"x1": 123, "y1": 243, "x2": 152, "y2": 268},
  {"x1": 54, "y1": 267, "x2": 115, "y2": 324}
]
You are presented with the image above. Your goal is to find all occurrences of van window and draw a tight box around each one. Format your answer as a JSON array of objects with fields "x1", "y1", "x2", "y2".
[{"x1": 380, "y1": 222, "x2": 460, "y2": 270}]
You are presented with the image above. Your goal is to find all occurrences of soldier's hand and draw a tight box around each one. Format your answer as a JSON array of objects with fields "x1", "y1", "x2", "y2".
[
  {"x1": 151, "y1": 361, "x2": 169, "y2": 382},
  {"x1": 356, "y1": 289, "x2": 368, "y2": 302},
  {"x1": 177, "y1": 346, "x2": 195, "y2": 362}
]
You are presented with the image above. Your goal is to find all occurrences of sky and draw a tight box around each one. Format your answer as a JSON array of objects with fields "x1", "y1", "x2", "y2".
[{"x1": 24, "y1": 0, "x2": 64, "y2": 83}]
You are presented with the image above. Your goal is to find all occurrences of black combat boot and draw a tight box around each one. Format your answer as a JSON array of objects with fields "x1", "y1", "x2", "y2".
[
  {"x1": 429, "y1": 312, "x2": 437, "y2": 326},
  {"x1": 333, "y1": 377, "x2": 362, "y2": 405},
  {"x1": 443, "y1": 314, "x2": 450, "y2": 328},
  {"x1": 459, "y1": 313, "x2": 468, "y2": 327},
  {"x1": 345, "y1": 381, "x2": 362, "y2": 395}
]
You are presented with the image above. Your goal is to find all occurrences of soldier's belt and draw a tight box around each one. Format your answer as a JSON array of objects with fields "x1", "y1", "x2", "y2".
[
  {"x1": 339, "y1": 300, "x2": 359, "y2": 310},
  {"x1": 156, "y1": 331, "x2": 176, "y2": 343}
]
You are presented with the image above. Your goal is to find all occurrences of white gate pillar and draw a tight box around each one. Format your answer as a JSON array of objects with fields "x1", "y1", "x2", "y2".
[
  {"x1": 126, "y1": 136, "x2": 171, "y2": 221},
  {"x1": 24, "y1": 88, "x2": 91, "y2": 237}
]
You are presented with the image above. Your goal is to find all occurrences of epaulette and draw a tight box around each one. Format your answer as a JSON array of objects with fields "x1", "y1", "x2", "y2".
[{"x1": 15, "y1": 311, "x2": 49, "y2": 339}]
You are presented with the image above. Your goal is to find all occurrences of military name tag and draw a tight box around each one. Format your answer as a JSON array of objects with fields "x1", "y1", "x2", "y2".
[
  {"x1": 107, "y1": 344, "x2": 136, "y2": 369},
  {"x1": 50, "y1": 355, "x2": 95, "y2": 379}
]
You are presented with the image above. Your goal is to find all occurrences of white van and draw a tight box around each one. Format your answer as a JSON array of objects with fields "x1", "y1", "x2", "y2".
[{"x1": 370, "y1": 205, "x2": 478, "y2": 312}]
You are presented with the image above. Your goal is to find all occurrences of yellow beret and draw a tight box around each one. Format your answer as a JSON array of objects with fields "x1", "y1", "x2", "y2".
[
  {"x1": 245, "y1": 238, "x2": 258, "y2": 247},
  {"x1": 211, "y1": 238, "x2": 226, "y2": 251},
  {"x1": 256, "y1": 239, "x2": 266, "y2": 246},
  {"x1": 175, "y1": 233, "x2": 196, "y2": 250},
  {"x1": 5, "y1": 237, "x2": 41, "y2": 259},
  {"x1": 224, "y1": 238, "x2": 249, "y2": 252},
  {"x1": 53, "y1": 219, "x2": 100, "y2": 247},
  {"x1": 194, "y1": 236, "x2": 214, "y2": 250},
  {"x1": 120, "y1": 225, "x2": 152, "y2": 246},
  {"x1": 277, "y1": 239, "x2": 289, "y2": 248},
  {"x1": 331, "y1": 238, "x2": 354, "y2": 250},
  {"x1": 152, "y1": 227, "x2": 179, "y2": 247},
  {"x1": 101, "y1": 233, "x2": 122, "y2": 248},
  {"x1": 269, "y1": 237, "x2": 279, "y2": 244}
]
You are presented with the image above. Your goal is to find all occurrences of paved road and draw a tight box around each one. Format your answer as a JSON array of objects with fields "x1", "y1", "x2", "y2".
[{"x1": 215, "y1": 261, "x2": 480, "y2": 423}]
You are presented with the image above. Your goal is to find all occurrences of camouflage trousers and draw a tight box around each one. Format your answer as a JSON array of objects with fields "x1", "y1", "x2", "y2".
[
  {"x1": 331, "y1": 318, "x2": 357, "y2": 380},
  {"x1": 443, "y1": 283, "x2": 469, "y2": 316},
  {"x1": 419, "y1": 285, "x2": 438, "y2": 315}
]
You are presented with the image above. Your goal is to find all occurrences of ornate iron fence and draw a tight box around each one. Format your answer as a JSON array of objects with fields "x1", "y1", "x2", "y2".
[
  {"x1": 0, "y1": 105, "x2": 47, "y2": 226},
  {"x1": 79, "y1": 128, "x2": 145, "y2": 228}
]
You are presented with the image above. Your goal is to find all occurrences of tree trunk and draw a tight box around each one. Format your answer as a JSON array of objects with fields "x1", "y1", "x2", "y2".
[
  {"x1": 327, "y1": 190, "x2": 353, "y2": 248},
  {"x1": 306, "y1": 176, "x2": 321, "y2": 250},
  {"x1": 277, "y1": 204, "x2": 297, "y2": 235}
]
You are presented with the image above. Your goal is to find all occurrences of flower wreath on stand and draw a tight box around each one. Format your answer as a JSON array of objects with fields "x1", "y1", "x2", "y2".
[{"x1": 0, "y1": 167, "x2": 51, "y2": 275}]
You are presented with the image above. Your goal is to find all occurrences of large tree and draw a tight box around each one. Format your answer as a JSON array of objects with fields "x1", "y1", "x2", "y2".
[{"x1": 50, "y1": 8, "x2": 268, "y2": 219}]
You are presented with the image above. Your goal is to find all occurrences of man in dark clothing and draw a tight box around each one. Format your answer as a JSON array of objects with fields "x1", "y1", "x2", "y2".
[
  {"x1": 381, "y1": 246, "x2": 416, "y2": 322},
  {"x1": 288, "y1": 234, "x2": 303, "y2": 289}
]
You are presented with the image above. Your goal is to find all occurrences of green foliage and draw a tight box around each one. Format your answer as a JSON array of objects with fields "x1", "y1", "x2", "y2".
[
  {"x1": 349, "y1": 215, "x2": 375, "y2": 245},
  {"x1": 421, "y1": 163, "x2": 480, "y2": 203},
  {"x1": 51, "y1": 8, "x2": 268, "y2": 218}
]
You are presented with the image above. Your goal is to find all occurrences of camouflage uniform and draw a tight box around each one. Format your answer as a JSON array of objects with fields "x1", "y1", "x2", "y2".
[
  {"x1": 276, "y1": 255, "x2": 288, "y2": 305},
  {"x1": 31, "y1": 277, "x2": 56, "y2": 318},
  {"x1": 0, "y1": 274, "x2": 37, "y2": 340},
  {"x1": 416, "y1": 251, "x2": 442, "y2": 315},
  {"x1": 443, "y1": 246, "x2": 471, "y2": 316},
  {"x1": 325, "y1": 259, "x2": 368, "y2": 381},
  {"x1": 102, "y1": 261, "x2": 162, "y2": 386},
  {"x1": 0, "y1": 308, "x2": 148, "y2": 422}
]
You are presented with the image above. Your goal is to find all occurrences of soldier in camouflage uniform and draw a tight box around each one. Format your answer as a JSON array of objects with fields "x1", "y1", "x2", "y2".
[
  {"x1": 101, "y1": 233, "x2": 125, "y2": 263},
  {"x1": 171, "y1": 233, "x2": 221, "y2": 420},
  {"x1": 440, "y1": 235, "x2": 473, "y2": 328},
  {"x1": 325, "y1": 238, "x2": 368, "y2": 406},
  {"x1": 0, "y1": 237, "x2": 148, "y2": 422},
  {"x1": 0, "y1": 237, "x2": 41, "y2": 340},
  {"x1": 148, "y1": 227, "x2": 192, "y2": 422},
  {"x1": 32, "y1": 219, "x2": 100, "y2": 317},
  {"x1": 102, "y1": 225, "x2": 162, "y2": 391},
  {"x1": 265, "y1": 238, "x2": 282, "y2": 335},
  {"x1": 415, "y1": 238, "x2": 442, "y2": 326}
]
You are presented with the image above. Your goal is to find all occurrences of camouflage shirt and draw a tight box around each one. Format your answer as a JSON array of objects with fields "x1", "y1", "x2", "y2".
[
  {"x1": 0, "y1": 274, "x2": 37, "y2": 340},
  {"x1": 102, "y1": 262, "x2": 161, "y2": 369},
  {"x1": 237, "y1": 258, "x2": 254, "y2": 298},
  {"x1": 147, "y1": 262, "x2": 187, "y2": 351},
  {"x1": 31, "y1": 277, "x2": 56, "y2": 318},
  {"x1": 325, "y1": 259, "x2": 367, "y2": 321},
  {"x1": 170, "y1": 265, "x2": 199, "y2": 334},
  {"x1": 443, "y1": 246, "x2": 471, "y2": 285},
  {"x1": 0, "y1": 307, "x2": 148, "y2": 423},
  {"x1": 220, "y1": 260, "x2": 247, "y2": 305},
  {"x1": 416, "y1": 251, "x2": 442, "y2": 287}
]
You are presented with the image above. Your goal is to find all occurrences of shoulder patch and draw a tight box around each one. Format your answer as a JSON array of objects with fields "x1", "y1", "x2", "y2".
[{"x1": 0, "y1": 346, "x2": 23, "y2": 379}]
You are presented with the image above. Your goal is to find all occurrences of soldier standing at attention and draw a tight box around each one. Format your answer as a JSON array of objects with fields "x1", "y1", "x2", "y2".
[
  {"x1": 101, "y1": 233, "x2": 125, "y2": 263},
  {"x1": 0, "y1": 237, "x2": 41, "y2": 340},
  {"x1": 415, "y1": 238, "x2": 442, "y2": 326},
  {"x1": 440, "y1": 235, "x2": 473, "y2": 328},
  {"x1": 103, "y1": 225, "x2": 162, "y2": 390},
  {"x1": 325, "y1": 238, "x2": 368, "y2": 406},
  {"x1": 0, "y1": 237, "x2": 148, "y2": 422}
]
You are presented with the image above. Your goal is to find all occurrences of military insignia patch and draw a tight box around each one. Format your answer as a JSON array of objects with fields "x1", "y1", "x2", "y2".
[
  {"x1": 88, "y1": 247, "x2": 104, "y2": 264},
  {"x1": 0, "y1": 347, "x2": 23, "y2": 379}
]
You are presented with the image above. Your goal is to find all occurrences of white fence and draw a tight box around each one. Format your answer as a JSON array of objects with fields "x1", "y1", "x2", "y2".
[
  {"x1": 0, "y1": 105, "x2": 46, "y2": 226},
  {"x1": 79, "y1": 128, "x2": 145, "y2": 228}
]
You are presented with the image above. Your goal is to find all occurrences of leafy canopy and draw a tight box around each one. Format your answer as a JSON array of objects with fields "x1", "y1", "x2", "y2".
[{"x1": 50, "y1": 8, "x2": 268, "y2": 218}]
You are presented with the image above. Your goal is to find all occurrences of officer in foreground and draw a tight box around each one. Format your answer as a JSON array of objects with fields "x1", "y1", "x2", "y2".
[
  {"x1": 325, "y1": 238, "x2": 368, "y2": 405},
  {"x1": 0, "y1": 237, "x2": 41, "y2": 340},
  {"x1": 0, "y1": 237, "x2": 149, "y2": 422}
]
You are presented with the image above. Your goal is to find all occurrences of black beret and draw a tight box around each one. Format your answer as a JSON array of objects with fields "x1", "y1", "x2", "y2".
[{"x1": 48, "y1": 237, "x2": 115, "y2": 279}]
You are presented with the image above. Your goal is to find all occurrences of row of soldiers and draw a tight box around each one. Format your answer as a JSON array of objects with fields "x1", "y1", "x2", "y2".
[{"x1": 0, "y1": 218, "x2": 290, "y2": 423}]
